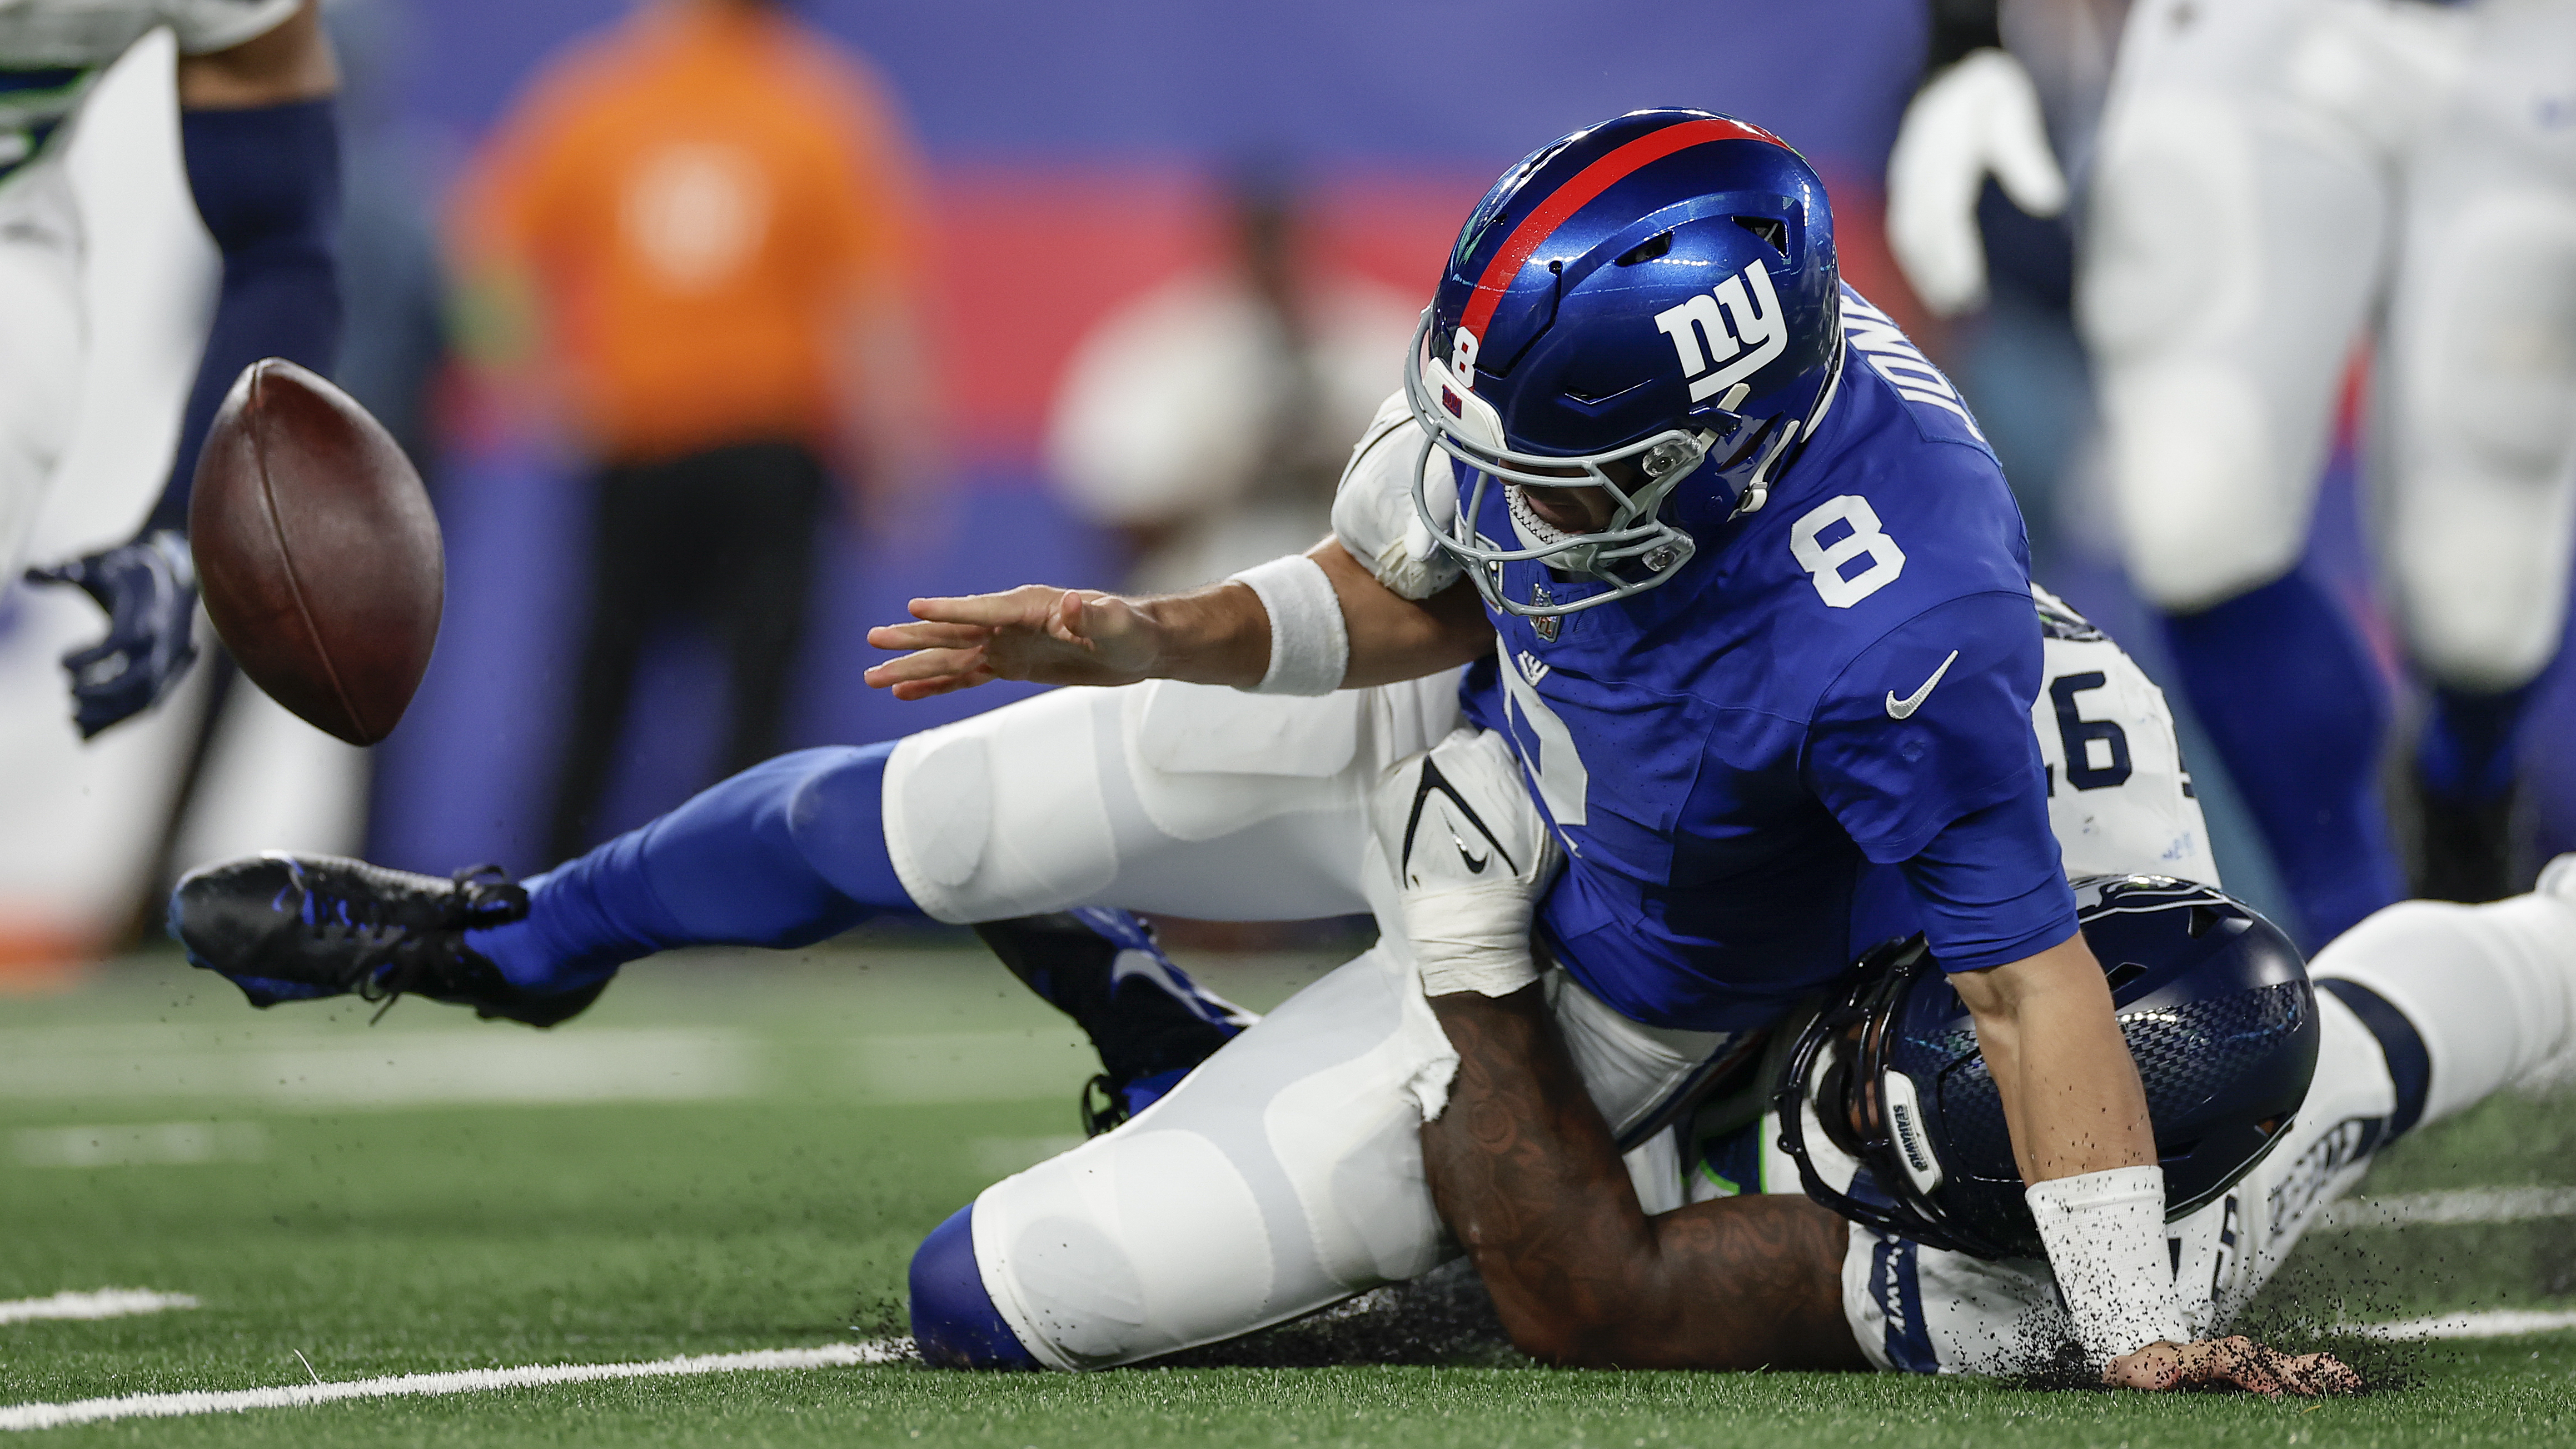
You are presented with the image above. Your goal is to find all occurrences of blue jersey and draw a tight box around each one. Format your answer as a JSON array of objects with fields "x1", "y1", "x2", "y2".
[{"x1": 1458, "y1": 291, "x2": 2077, "y2": 1030}]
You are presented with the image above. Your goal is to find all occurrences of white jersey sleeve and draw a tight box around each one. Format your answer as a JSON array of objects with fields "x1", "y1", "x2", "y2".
[
  {"x1": 158, "y1": 0, "x2": 299, "y2": 57},
  {"x1": 0, "y1": 0, "x2": 296, "y2": 64},
  {"x1": 1330, "y1": 389, "x2": 1462, "y2": 602},
  {"x1": 2030, "y1": 585, "x2": 2219, "y2": 886}
]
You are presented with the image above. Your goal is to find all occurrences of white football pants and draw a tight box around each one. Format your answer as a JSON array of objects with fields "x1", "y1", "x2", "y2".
[
  {"x1": 0, "y1": 157, "x2": 86, "y2": 573},
  {"x1": 879, "y1": 618, "x2": 2214, "y2": 1369},
  {"x1": 2082, "y1": 0, "x2": 2576, "y2": 689}
]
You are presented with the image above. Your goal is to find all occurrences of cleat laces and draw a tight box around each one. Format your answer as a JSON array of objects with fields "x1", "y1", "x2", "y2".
[{"x1": 311, "y1": 863, "x2": 527, "y2": 1020}]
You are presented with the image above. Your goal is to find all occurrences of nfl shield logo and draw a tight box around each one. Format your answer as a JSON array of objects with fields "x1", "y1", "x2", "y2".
[{"x1": 1531, "y1": 583, "x2": 1559, "y2": 642}]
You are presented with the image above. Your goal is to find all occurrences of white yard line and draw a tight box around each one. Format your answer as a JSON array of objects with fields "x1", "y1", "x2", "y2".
[
  {"x1": 2321, "y1": 1186, "x2": 2576, "y2": 1230},
  {"x1": 2343, "y1": 1308, "x2": 2576, "y2": 1341},
  {"x1": 0, "y1": 1340, "x2": 913, "y2": 1432},
  {"x1": 0, "y1": 1291, "x2": 198, "y2": 1326}
]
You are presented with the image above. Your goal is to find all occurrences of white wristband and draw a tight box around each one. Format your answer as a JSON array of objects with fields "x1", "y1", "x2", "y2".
[
  {"x1": 2025, "y1": 1165, "x2": 2188, "y2": 1367},
  {"x1": 1229, "y1": 554, "x2": 1349, "y2": 696}
]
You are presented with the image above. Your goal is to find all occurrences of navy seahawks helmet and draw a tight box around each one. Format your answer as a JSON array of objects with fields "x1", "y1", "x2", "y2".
[
  {"x1": 1405, "y1": 108, "x2": 1846, "y2": 618},
  {"x1": 1776, "y1": 876, "x2": 2319, "y2": 1261}
]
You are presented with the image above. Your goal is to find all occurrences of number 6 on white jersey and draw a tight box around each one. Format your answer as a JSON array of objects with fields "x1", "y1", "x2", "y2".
[{"x1": 1791, "y1": 494, "x2": 1906, "y2": 608}]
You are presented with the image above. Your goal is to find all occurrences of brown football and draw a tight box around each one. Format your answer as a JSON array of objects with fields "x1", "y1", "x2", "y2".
[{"x1": 188, "y1": 358, "x2": 444, "y2": 746}]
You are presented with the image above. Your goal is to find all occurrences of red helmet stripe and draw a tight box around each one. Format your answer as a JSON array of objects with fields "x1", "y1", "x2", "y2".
[{"x1": 1458, "y1": 116, "x2": 1787, "y2": 345}]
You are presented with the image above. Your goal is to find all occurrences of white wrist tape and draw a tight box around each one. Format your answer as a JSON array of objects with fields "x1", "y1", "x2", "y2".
[
  {"x1": 2025, "y1": 1165, "x2": 2188, "y2": 1366},
  {"x1": 1229, "y1": 554, "x2": 1349, "y2": 696},
  {"x1": 1406, "y1": 889, "x2": 1544, "y2": 998}
]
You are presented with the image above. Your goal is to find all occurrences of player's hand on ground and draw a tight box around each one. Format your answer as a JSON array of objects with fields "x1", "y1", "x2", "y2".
[
  {"x1": 22, "y1": 529, "x2": 201, "y2": 738},
  {"x1": 864, "y1": 585, "x2": 1159, "y2": 699},
  {"x1": 2105, "y1": 1336, "x2": 2362, "y2": 1398}
]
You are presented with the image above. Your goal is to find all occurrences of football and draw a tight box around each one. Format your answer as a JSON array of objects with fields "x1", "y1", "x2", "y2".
[{"x1": 187, "y1": 358, "x2": 444, "y2": 746}]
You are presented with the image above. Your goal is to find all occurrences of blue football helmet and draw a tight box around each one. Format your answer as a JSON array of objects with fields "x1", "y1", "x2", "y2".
[
  {"x1": 1776, "y1": 876, "x2": 2320, "y2": 1261},
  {"x1": 1405, "y1": 108, "x2": 1846, "y2": 618}
]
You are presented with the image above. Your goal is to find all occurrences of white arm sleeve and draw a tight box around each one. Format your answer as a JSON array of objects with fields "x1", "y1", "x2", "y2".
[
  {"x1": 2026, "y1": 1165, "x2": 2189, "y2": 1366},
  {"x1": 1331, "y1": 390, "x2": 1464, "y2": 602}
]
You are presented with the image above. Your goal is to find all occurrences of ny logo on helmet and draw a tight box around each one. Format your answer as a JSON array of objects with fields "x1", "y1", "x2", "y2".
[{"x1": 1652, "y1": 260, "x2": 1787, "y2": 408}]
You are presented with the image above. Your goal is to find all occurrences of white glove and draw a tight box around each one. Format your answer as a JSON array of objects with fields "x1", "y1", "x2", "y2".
[
  {"x1": 1332, "y1": 391, "x2": 1463, "y2": 603},
  {"x1": 1885, "y1": 47, "x2": 2069, "y2": 317},
  {"x1": 1369, "y1": 728, "x2": 1563, "y2": 998}
]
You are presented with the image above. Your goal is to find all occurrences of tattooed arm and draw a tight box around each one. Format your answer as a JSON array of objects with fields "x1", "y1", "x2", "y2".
[{"x1": 1420, "y1": 984, "x2": 1867, "y2": 1370}]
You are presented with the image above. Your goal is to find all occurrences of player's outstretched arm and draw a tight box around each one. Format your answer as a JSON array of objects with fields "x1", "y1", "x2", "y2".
[
  {"x1": 1951, "y1": 942, "x2": 2359, "y2": 1396},
  {"x1": 23, "y1": 1, "x2": 342, "y2": 738},
  {"x1": 1419, "y1": 984, "x2": 1865, "y2": 1371},
  {"x1": 863, "y1": 537, "x2": 1489, "y2": 700}
]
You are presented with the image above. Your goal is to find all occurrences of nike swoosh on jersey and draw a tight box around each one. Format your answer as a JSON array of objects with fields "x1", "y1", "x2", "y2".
[{"x1": 1885, "y1": 649, "x2": 1961, "y2": 719}]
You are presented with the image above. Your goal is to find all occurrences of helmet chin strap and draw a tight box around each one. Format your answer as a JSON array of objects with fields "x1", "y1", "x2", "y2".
[
  {"x1": 1727, "y1": 423, "x2": 1801, "y2": 521},
  {"x1": 1728, "y1": 332, "x2": 1847, "y2": 521}
]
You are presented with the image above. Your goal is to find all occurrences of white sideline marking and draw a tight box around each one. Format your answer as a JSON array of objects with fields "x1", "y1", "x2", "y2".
[
  {"x1": 2320, "y1": 1186, "x2": 2576, "y2": 1230},
  {"x1": 2344, "y1": 1308, "x2": 2576, "y2": 1341},
  {"x1": 0, "y1": 1290, "x2": 199, "y2": 1326},
  {"x1": 0, "y1": 1340, "x2": 913, "y2": 1432},
  {"x1": 13, "y1": 1122, "x2": 267, "y2": 1168},
  {"x1": 0, "y1": 1025, "x2": 1104, "y2": 1107},
  {"x1": 0, "y1": 1029, "x2": 756, "y2": 1107}
]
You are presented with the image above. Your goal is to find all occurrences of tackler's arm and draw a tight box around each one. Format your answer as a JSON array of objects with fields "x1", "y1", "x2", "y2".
[
  {"x1": 1372, "y1": 728, "x2": 1862, "y2": 1371},
  {"x1": 1421, "y1": 984, "x2": 1866, "y2": 1371},
  {"x1": 24, "y1": 0, "x2": 342, "y2": 739}
]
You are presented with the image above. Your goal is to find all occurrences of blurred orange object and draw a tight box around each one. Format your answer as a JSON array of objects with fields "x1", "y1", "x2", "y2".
[
  {"x1": 0, "y1": 920, "x2": 101, "y2": 987},
  {"x1": 452, "y1": 0, "x2": 929, "y2": 468}
]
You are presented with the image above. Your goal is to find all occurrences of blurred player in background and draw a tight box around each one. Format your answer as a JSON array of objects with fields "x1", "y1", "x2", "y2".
[
  {"x1": 1889, "y1": 0, "x2": 2576, "y2": 936},
  {"x1": 452, "y1": 0, "x2": 937, "y2": 863},
  {"x1": 1048, "y1": 167, "x2": 1417, "y2": 594},
  {"x1": 1882, "y1": 0, "x2": 2121, "y2": 582},
  {"x1": 3, "y1": 0, "x2": 340, "y2": 738}
]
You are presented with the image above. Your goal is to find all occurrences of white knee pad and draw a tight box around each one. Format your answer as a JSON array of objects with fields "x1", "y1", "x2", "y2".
[
  {"x1": 967, "y1": 952, "x2": 1453, "y2": 1370},
  {"x1": 2381, "y1": 187, "x2": 2576, "y2": 688},
  {"x1": 2081, "y1": 88, "x2": 2385, "y2": 611},
  {"x1": 883, "y1": 687, "x2": 1120, "y2": 922},
  {"x1": 2310, "y1": 890, "x2": 2576, "y2": 1128},
  {"x1": 0, "y1": 189, "x2": 85, "y2": 572}
]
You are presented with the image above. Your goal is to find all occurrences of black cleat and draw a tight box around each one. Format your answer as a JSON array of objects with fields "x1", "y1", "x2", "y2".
[
  {"x1": 974, "y1": 908, "x2": 1254, "y2": 1135},
  {"x1": 168, "y1": 853, "x2": 605, "y2": 1027}
]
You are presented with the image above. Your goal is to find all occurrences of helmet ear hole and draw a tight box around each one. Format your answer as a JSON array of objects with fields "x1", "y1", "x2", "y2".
[
  {"x1": 1734, "y1": 216, "x2": 1788, "y2": 256},
  {"x1": 1614, "y1": 231, "x2": 1675, "y2": 267},
  {"x1": 2104, "y1": 960, "x2": 2150, "y2": 993}
]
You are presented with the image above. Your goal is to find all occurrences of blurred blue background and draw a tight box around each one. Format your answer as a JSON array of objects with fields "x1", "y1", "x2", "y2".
[
  {"x1": 346, "y1": 0, "x2": 2576, "y2": 934},
  {"x1": 361, "y1": 0, "x2": 1937, "y2": 877}
]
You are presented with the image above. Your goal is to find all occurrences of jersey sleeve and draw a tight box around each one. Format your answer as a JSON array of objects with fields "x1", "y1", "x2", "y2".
[
  {"x1": 160, "y1": 0, "x2": 302, "y2": 56},
  {"x1": 1900, "y1": 790, "x2": 2079, "y2": 972},
  {"x1": 1803, "y1": 589, "x2": 2049, "y2": 865}
]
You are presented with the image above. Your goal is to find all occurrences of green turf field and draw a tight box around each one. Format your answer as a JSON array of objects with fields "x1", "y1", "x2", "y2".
[{"x1": 3, "y1": 934, "x2": 2574, "y2": 1446}]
